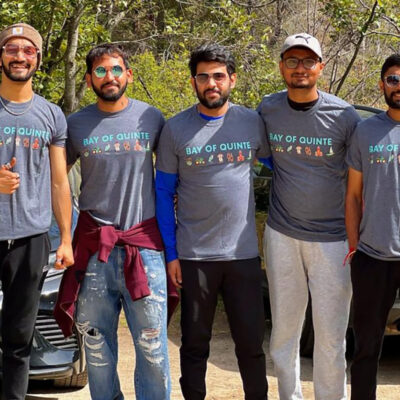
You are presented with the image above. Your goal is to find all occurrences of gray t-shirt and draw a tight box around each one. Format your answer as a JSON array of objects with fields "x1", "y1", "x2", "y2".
[
  {"x1": 347, "y1": 112, "x2": 400, "y2": 260},
  {"x1": 0, "y1": 94, "x2": 67, "y2": 240},
  {"x1": 258, "y1": 90, "x2": 360, "y2": 242},
  {"x1": 67, "y1": 99, "x2": 164, "y2": 230},
  {"x1": 156, "y1": 104, "x2": 270, "y2": 260}
]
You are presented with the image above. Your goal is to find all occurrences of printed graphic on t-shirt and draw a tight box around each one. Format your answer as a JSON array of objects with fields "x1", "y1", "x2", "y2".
[
  {"x1": 269, "y1": 132, "x2": 335, "y2": 158},
  {"x1": 79, "y1": 131, "x2": 152, "y2": 157},
  {"x1": 368, "y1": 143, "x2": 400, "y2": 164},
  {"x1": 0, "y1": 125, "x2": 51, "y2": 149},
  {"x1": 184, "y1": 141, "x2": 252, "y2": 167}
]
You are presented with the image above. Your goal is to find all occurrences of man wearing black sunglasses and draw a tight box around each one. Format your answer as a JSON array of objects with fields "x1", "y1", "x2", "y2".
[
  {"x1": 55, "y1": 44, "x2": 173, "y2": 400},
  {"x1": 0, "y1": 23, "x2": 73, "y2": 399},
  {"x1": 156, "y1": 43, "x2": 269, "y2": 400},
  {"x1": 257, "y1": 33, "x2": 360, "y2": 400},
  {"x1": 346, "y1": 54, "x2": 400, "y2": 400}
]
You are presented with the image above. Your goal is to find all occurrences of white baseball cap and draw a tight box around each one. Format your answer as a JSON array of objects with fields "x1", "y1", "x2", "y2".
[{"x1": 281, "y1": 33, "x2": 322, "y2": 59}]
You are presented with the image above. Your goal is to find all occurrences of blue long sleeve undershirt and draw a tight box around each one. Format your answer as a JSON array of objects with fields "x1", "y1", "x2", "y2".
[
  {"x1": 155, "y1": 170, "x2": 179, "y2": 263},
  {"x1": 258, "y1": 156, "x2": 274, "y2": 170}
]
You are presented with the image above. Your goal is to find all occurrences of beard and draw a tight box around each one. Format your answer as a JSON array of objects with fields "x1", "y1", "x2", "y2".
[
  {"x1": 91, "y1": 79, "x2": 127, "y2": 102},
  {"x1": 286, "y1": 74, "x2": 314, "y2": 89},
  {"x1": 384, "y1": 90, "x2": 400, "y2": 109},
  {"x1": 195, "y1": 84, "x2": 230, "y2": 109},
  {"x1": 287, "y1": 81, "x2": 313, "y2": 89},
  {"x1": 2, "y1": 61, "x2": 37, "y2": 82}
]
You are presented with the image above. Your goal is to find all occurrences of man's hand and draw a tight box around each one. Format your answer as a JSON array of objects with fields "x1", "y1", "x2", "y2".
[
  {"x1": 54, "y1": 241, "x2": 74, "y2": 270},
  {"x1": 0, "y1": 157, "x2": 20, "y2": 194},
  {"x1": 168, "y1": 259, "x2": 182, "y2": 288}
]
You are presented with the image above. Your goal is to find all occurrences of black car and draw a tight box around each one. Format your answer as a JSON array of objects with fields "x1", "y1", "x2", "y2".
[
  {"x1": 0, "y1": 201, "x2": 87, "y2": 388},
  {"x1": 255, "y1": 104, "x2": 400, "y2": 357}
]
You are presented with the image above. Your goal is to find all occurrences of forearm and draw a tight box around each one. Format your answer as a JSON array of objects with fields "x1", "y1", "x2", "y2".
[
  {"x1": 51, "y1": 177, "x2": 72, "y2": 244},
  {"x1": 345, "y1": 194, "x2": 362, "y2": 250}
]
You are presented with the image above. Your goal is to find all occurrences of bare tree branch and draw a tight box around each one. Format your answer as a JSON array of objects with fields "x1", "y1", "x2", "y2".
[
  {"x1": 230, "y1": 0, "x2": 276, "y2": 9},
  {"x1": 334, "y1": 0, "x2": 379, "y2": 96},
  {"x1": 381, "y1": 14, "x2": 400, "y2": 34},
  {"x1": 366, "y1": 31, "x2": 400, "y2": 39}
]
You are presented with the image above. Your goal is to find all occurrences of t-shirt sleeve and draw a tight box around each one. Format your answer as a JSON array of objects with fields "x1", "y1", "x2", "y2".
[
  {"x1": 153, "y1": 108, "x2": 166, "y2": 150},
  {"x1": 51, "y1": 106, "x2": 67, "y2": 147},
  {"x1": 255, "y1": 112, "x2": 271, "y2": 158},
  {"x1": 155, "y1": 123, "x2": 179, "y2": 174},
  {"x1": 346, "y1": 129, "x2": 362, "y2": 172},
  {"x1": 344, "y1": 105, "x2": 362, "y2": 146}
]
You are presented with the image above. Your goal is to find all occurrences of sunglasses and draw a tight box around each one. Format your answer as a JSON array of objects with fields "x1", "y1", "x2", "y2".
[
  {"x1": 283, "y1": 57, "x2": 319, "y2": 70},
  {"x1": 2, "y1": 43, "x2": 39, "y2": 59},
  {"x1": 194, "y1": 72, "x2": 229, "y2": 84},
  {"x1": 93, "y1": 65, "x2": 124, "y2": 78},
  {"x1": 384, "y1": 75, "x2": 400, "y2": 88}
]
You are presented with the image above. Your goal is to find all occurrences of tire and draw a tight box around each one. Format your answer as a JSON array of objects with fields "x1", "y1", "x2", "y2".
[
  {"x1": 53, "y1": 369, "x2": 88, "y2": 388},
  {"x1": 300, "y1": 299, "x2": 314, "y2": 358}
]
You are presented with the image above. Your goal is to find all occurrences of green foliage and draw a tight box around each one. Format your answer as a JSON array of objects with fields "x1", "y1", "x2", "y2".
[
  {"x1": 128, "y1": 51, "x2": 196, "y2": 118},
  {"x1": 1, "y1": 0, "x2": 400, "y2": 112}
]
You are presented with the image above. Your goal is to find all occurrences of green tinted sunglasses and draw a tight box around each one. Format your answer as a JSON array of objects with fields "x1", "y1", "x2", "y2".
[{"x1": 93, "y1": 65, "x2": 124, "y2": 78}]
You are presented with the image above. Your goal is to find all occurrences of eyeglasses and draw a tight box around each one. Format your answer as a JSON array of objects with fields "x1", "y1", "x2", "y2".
[
  {"x1": 2, "y1": 44, "x2": 39, "y2": 59},
  {"x1": 283, "y1": 57, "x2": 319, "y2": 70},
  {"x1": 384, "y1": 75, "x2": 400, "y2": 88},
  {"x1": 194, "y1": 72, "x2": 229, "y2": 84},
  {"x1": 93, "y1": 65, "x2": 124, "y2": 78}
]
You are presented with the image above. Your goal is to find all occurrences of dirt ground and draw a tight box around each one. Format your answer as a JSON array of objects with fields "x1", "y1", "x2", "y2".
[{"x1": 27, "y1": 308, "x2": 400, "y2": 400}]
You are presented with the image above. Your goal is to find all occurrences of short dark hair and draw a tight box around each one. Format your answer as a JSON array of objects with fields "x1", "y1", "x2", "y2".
[
  {"x1": 189, "y1": 43, "x2": 236, "y2": 77},
  {"x1": 86, "y1": 43, "x2": 130, "y2": 74},
  {"x1": 381, "y1": 54, "x2": 400, "y2": 80}
]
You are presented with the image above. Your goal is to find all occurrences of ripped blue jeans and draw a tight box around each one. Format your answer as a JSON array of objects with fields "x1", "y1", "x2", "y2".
[{"x1": 76, "y1": 247, "x2": 170, "y2": 400}]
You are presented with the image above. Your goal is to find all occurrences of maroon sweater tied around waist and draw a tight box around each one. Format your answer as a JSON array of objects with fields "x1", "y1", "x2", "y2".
[{"x1": 54, "y1": 211, "x2": 178, "y2": 337}]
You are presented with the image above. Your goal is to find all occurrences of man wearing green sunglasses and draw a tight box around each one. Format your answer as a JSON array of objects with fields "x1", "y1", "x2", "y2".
[
  {"x1": 346, "y1": 53, "x2": 400, "y2": 400},
  {"x1": 55, "y1": 43, "x2": 173, "y2": 400}
]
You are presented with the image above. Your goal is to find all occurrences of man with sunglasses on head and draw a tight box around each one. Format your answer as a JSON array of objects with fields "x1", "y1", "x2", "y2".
[
  {"x1": 346, "y1": 54, "x2": 400, "y2": 400},
  {"x1": 54, "y1": 44, "x2": 171, "y2": 400},
  {"x1": 257, "y1": 33, "x2": 360, "y2": 400},
  {"x1": 156, "y1": 43, "x2": 269, "y2": 400},
  {"x1": 0, "y1": 23, "x2": 73, "y2": 400}
]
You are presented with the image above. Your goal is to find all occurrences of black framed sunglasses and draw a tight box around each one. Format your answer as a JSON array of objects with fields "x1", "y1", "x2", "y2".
[
  {"x1": 283, "y1": 57, "x2": 319, "y2": 70},
  {"x1": 93, "y1": 65, "x2": 124, "y2": 78},
  {"x1": 384, "y1": 75, "x2": 400, "y2": 88},
  {"x1": 194, "y1": 72, "x2": 229, "y2": 84}
]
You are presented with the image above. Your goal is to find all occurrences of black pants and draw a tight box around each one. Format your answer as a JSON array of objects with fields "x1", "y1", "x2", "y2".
[
  {"x1": 179, "y1": 258, "x2": 268, "y2": 400},
  {"x1": 350, "y1": 250, "x2": 400, "y2": 400},
  {"x1": 0, "y1": 233, "x2": 49, "y2": 400}
]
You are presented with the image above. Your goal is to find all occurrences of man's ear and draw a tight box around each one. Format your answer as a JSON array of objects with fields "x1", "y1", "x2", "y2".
[
  {"x1": 229, "y1": 73, "x2": 237, "y2": 89},
  {"x1": 190, "y1": 76, "x2": 196, "y2": 92},
  {"x1": 85, "y1": 73, "x2": 92, "y2": 89},
  {"x1": 318, "y1": 62, "x2": 325, "y2": 77},
  {"x1": 379, "y1": 79, "x2": 384, "y2": 93},
  {"x1": 279, "y1": 60, "x2": 284, "y2": 78},
  {"x1": 126, "y1": 68, "x2": 133, "y2": 84}
]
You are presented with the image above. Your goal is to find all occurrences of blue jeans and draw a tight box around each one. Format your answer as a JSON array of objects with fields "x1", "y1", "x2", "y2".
[{"x1": 76, "y1": 247, "x2": 170, "y2": 400}]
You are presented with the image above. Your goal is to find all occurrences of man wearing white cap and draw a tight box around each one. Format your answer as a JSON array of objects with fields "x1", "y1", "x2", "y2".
[
  {"x1": 0, "y1": 23, "x2": 73, "y2": 399},
  {"x1": 257, "y1": 33, "x2": 360, "y2": 399}
]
